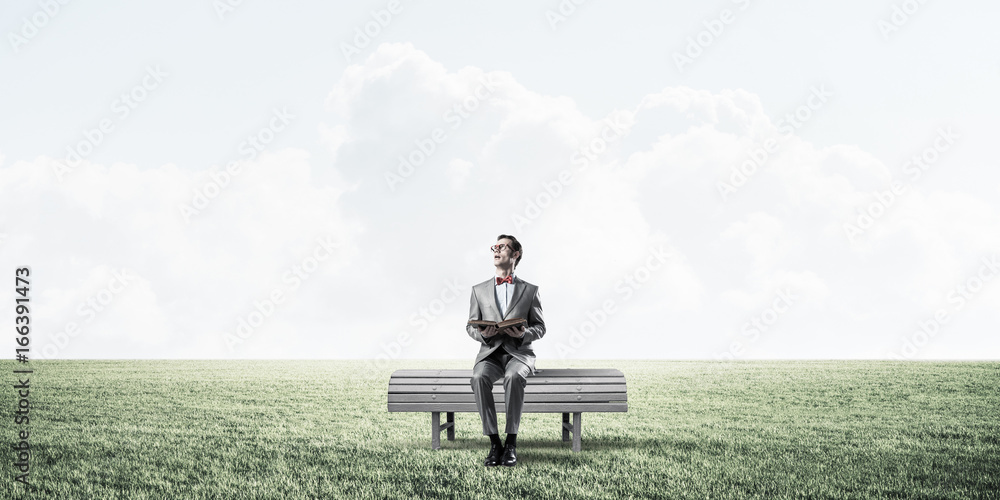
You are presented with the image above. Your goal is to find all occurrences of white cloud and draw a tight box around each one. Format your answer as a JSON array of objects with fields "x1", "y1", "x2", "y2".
[
  {"x1": 0, "y1": 149, "x2": 362, "y2": 359},
  {"x1": 3, "y1": 42, "x2": 997, "y2": 360}
]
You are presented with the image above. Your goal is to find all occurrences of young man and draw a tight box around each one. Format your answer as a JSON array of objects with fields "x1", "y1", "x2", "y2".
[{"x1": 466, "y1": 234, "x2": 546, "y2": 467}]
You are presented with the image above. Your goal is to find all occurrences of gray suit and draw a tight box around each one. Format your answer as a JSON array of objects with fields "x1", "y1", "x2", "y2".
[{"x1": 466, "y1": 276, "x2": 545, "y2": 435}]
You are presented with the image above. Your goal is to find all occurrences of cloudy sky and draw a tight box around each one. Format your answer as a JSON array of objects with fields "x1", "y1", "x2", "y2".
[{"x1": 1, "y1": 1, "x2": 998, "y2": 361}]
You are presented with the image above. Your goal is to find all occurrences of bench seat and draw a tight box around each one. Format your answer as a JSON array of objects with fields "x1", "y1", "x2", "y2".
[{"x1": 387, "y1": 368, "x2": 627, "y2": 452}]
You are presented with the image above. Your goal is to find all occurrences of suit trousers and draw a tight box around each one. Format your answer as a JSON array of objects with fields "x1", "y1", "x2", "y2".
[{"x1": 471, "y1": 346, "x2": 531, "y2": 435}]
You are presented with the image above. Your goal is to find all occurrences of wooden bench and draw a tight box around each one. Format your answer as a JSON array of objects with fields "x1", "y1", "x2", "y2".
[{"x1": 387, "y1": 368, "x2": 627, "y2": 452}]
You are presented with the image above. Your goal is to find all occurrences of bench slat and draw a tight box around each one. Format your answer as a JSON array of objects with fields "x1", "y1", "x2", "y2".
[
  {"x1": 389, "y1": 402, "x2": 627, "y2": 412},
  {"x1": 388, "y1": 392, "x2": 627, "y2": 403},
  {"x1": 390, "y1": 368, "x2": 624, "y2": 378},
  {"x1": 389, "y1": 384, "x2": 627, "y2": 394},
  {"x1": 389, "y1": 376, "x2": 626, "y2": 385}
]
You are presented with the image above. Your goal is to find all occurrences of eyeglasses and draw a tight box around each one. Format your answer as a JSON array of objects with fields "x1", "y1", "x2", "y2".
[{"x1": 490, "y1": 243, "x2": 511, "y2": 253}]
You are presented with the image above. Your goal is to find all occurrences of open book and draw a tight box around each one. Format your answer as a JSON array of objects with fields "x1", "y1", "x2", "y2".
[{"x1": 467, "y1": 317, "x2": 527, "y2": 330}]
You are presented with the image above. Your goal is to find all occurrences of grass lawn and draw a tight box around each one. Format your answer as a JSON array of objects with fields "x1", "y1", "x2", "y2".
[{"x1": 1, "y1": 360, "x2": 997, "y2": 499}]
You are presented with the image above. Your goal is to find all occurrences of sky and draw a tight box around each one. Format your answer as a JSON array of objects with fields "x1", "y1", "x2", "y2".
[{"x1": 1, "y1": 0, "x2": 998, "y2": 361}]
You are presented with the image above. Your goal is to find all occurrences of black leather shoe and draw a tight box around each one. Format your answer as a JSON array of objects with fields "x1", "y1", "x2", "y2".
[
  {"x1": 501, "y1": 443, "x2": 517, "y2": 466},
  {"x1": 484, "y1": 442, "x2": 503, "y2": 467}
]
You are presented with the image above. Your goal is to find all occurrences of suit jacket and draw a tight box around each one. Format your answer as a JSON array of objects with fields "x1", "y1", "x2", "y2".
[{"x1": 466, "y1": 275, "x2": 545, "y2": 375}]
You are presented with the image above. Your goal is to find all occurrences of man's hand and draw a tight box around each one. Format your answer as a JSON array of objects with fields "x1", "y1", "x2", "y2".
[
  {"x1": 502, "y1": 324, "x2": 526, "y2": 338},
  {"x1": 481, "y1": 325, "x2": 499, "y2": 338}
]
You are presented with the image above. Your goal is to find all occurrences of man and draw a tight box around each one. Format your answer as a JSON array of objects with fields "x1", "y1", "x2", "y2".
[{"x1": 467, "y1": 234, "x2": 545, "y2": 467}]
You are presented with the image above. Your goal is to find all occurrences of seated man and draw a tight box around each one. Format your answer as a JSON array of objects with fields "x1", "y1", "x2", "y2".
[{"x1": 466, "y1": 234, "x2": 546, "y2": 467}]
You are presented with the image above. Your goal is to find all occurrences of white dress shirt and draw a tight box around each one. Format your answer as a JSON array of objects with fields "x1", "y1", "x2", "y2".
[{"x1": 494, "y1": 273, "x2": 515, "y2": 317}]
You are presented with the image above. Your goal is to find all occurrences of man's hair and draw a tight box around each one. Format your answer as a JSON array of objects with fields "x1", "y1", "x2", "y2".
[{"x1": 497, "y1": 234, "x2": 522, "y2": 267}]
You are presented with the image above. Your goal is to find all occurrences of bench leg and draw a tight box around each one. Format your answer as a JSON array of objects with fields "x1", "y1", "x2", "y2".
[
  {"x1": 572, "y1": 412, "x2": 582, "y2": 452},
  {"x1": 562, "y1": 413, "x2": 570, "y2": 442},
  {"x1": 431, "y1": 412, "x2": 441, "y2": 450},
  {"x1": 446, "y1": 412, "x2": 455, "y2": 441}
]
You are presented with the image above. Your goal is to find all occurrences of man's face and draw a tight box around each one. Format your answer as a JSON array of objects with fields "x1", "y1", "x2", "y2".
[{"x1": 492, "y1": 238, "x2": 518, "y2": 268}]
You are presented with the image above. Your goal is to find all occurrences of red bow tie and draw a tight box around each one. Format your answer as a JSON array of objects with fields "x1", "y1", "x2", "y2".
[{"x1": 496, "y1": 275, "x2": 513, "y2": 285}]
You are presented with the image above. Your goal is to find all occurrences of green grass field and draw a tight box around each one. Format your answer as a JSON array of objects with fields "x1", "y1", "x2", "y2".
[{"x1": 2, "y1": 360, "x2": 997, "y2": 499}]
